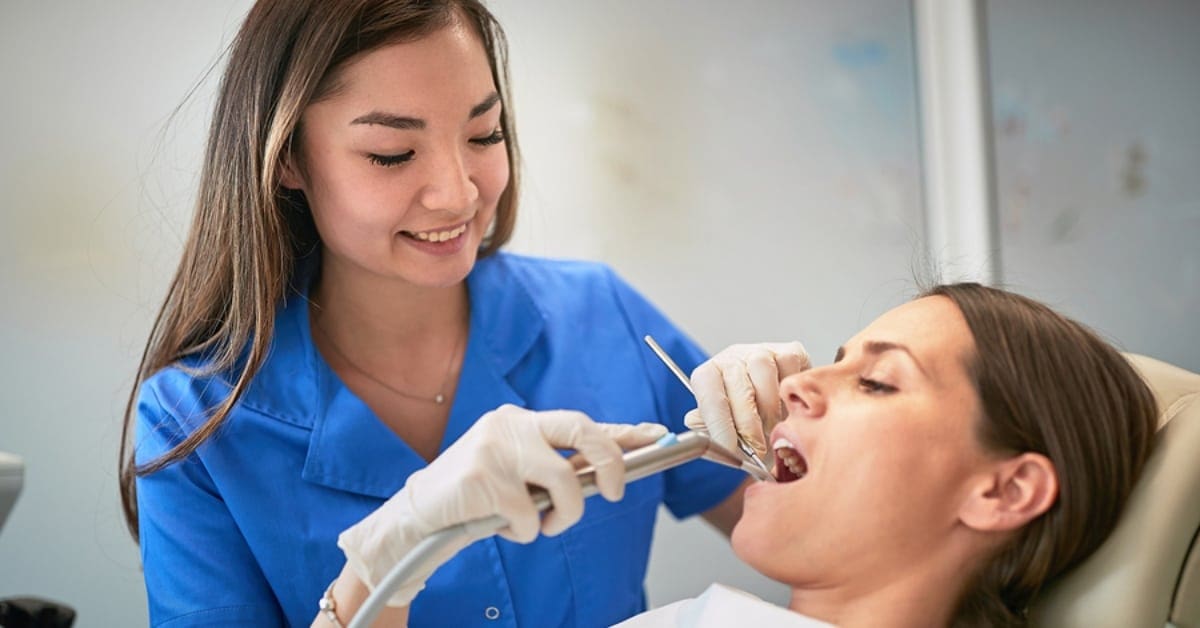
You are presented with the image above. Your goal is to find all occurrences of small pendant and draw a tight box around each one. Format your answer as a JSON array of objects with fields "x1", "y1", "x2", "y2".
[{"x1": 435, "y1": 393, "x2": 445, "y2": 404}]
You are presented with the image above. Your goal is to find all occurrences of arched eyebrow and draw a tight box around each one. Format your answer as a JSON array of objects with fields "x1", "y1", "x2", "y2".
[
  {"x1": 350, "y1": 92, "x2": 501, "y2": 129},
  {"x1": 835, "y1": 341, "x2": 928, "y2": 376},
  {"x1": 468, "y1": 92, "x2": 501, "y2": 119}
]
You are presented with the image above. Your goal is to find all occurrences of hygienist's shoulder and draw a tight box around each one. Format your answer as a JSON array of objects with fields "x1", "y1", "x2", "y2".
[
  {"x1": 478, "y1": 251, "x2": 641, "y2": 306},
  {"x1": 484, "y1": 251, "x2": 626, "y2": 287},
  {"x1": 136, "y1": 352, "x2": 238, "y2": 433}
]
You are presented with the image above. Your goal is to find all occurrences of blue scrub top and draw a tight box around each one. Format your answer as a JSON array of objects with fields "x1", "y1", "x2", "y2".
[{"x1": 134, "y1": 252, "x2": 745, "y2": 627}]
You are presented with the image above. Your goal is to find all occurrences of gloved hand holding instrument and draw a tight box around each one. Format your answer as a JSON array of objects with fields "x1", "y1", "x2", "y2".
[
  {"x1": 681, "y1": 341, "x2": 811, "y2": 463},
  {"x1": 329, "y1": 405, "x2": 668, "y2": 627},
  {"x1": 328, "y1": 339, "x2": 802, "y2": 627}
]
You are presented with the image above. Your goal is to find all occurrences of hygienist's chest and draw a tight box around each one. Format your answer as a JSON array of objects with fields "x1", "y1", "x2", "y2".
[
  {"x1": 407, "y1": 475, "x2": 665, "y2": 627},
  {"x1": 239, "y1": 467, "x2": 664, "y2": 627}
]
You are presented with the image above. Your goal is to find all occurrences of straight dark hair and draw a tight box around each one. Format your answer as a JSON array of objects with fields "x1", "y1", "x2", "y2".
[{"x1": 929, "y1": 284, "x2": 1158, "y2": 626}]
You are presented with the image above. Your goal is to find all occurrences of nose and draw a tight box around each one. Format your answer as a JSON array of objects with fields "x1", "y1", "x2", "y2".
[
  {"x1": 418, "y1": 143, "x2": 479, "y2": 213},
  {"x1": 779, "y1": 369, "x2": 826, "y2": 420}
]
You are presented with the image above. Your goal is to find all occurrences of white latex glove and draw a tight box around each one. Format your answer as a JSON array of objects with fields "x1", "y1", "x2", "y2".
[
  {"x1": 684, "y1": 342, "x2": 810, "y2": 459},
  {"x1": 337, "y1": 404, "x2": 667, "y2": 607}
]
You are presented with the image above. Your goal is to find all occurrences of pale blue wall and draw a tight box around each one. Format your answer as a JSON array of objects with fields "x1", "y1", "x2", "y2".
[{"x1": 988, "y1": 0, "x2": 1200, "y2": 371}]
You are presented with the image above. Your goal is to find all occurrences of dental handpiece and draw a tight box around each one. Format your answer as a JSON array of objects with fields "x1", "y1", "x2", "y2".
[{"x1": 528, "y1": 429, "x2": 773, "y2": 511}]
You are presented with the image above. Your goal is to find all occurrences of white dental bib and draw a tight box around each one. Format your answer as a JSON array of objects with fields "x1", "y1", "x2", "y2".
[{"x1": 613, "y1": 583, "x2": 833, "y2": 628}]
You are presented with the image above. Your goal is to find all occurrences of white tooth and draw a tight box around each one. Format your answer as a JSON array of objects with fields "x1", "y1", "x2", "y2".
[
  {"x1": 785, "y1": 458, "x2": 805, "y2": 477},
  {"x1": 772, "y1": 437, "x2": 795, "y2": 451},
  {"x1": 412, "y1": 225, "x2": 467, "y2": 242}
]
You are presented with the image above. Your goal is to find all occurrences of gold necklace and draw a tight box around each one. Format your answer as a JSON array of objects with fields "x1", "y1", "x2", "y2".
[{"x1": 312, "y1": 311, "x2": 465, "y2": 405}]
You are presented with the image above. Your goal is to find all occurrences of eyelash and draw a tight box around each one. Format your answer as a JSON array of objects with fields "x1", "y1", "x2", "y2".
[
  {"x1": 367, "y1": 130, "x2": 505, "y2": 168},
  {"x1": 859, "y1": 377, "x2": 897, "y2": 394},
  {"x1": 471, "y1": 129, "x2": 506, "y2": 146},
  {"x1": 368, "y1": 151, "x2": 415, "y2": 167}
]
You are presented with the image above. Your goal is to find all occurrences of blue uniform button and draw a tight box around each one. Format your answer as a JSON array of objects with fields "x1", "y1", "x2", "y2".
[{"x1": 484, "y1": 606, "x2": 500, "y2": 620}]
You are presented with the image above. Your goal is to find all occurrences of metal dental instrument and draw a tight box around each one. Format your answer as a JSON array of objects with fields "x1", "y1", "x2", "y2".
[
  {"x1": 642, "y1": 335, "x2": 775, "y2": 481},
  {"x1": 349, "y1": 430, "x2": 762, "y2": 627},
  {"x1": 535, "y1": 430, "x2": 768, "y2": 506}
]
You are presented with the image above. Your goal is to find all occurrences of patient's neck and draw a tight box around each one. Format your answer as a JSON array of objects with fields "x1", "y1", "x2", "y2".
[{"x1": 787, "y1": 536, "x2": 979, "y2": 628}]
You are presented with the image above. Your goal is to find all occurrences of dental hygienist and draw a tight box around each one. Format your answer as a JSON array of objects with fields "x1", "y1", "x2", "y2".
[{"x1": 118, "y1": 1, "x2": 809, "y2": 627}]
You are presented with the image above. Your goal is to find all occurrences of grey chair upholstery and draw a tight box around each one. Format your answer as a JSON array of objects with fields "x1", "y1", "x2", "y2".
[{"x1": 1030, "y1": 354, "x2": 1200, "y2": 627}]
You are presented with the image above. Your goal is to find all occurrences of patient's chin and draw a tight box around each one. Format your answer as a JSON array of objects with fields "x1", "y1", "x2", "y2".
[
  {"x1": 730, "y1": 516, "x2": 770, "y2": 570},
  {"x1": 731, "y1": 525, "x2": 806, "y2": 587}
]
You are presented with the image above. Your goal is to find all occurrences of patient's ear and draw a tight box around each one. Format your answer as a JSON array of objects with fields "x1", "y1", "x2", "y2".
[{"x1": 960, "y1": 453, "x2": 1058, "y2": 532}]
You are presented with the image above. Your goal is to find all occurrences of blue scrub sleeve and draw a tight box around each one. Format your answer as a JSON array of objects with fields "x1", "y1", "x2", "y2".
[
  {"x1": 135, "y1": 384, "x2": 286, "y2": 627},
  {"x1": 603, "y1": 267, "x2": 747, "y2": 520}
]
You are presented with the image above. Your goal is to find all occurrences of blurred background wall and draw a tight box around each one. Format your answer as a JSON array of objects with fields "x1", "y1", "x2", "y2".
[{"x1": 0, "y1": 1, "x2": 1195, "y2": 625}]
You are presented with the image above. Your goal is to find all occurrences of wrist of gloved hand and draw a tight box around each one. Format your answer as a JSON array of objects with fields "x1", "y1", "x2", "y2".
[
  {"x1": 685, "y1": 342, "x2": 810, "y2": 458},
  {"x1": 337, "y1": 469, "x2": 477, "y2": 607},
  {"x1": 336, "y1": 405, "x2": 668, "y2": 607}
]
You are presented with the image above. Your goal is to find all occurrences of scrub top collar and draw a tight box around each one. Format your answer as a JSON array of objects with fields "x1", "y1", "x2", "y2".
[{"x1": 241, "y1": 251, "x2": 547, "y2": 500}]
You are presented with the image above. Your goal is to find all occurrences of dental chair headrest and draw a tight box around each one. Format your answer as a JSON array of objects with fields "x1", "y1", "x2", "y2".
[{"x1": 1030, "y1": 354, "x2": 1200, "y2": 627}]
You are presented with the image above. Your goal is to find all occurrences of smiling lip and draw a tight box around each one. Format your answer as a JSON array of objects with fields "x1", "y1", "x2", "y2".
[
  {"x1": 401, "y1": 220, "x2": 470, "y2": 242},
  {"x1": 398, "y1": 220, "x2": 471, "y2": 256}
]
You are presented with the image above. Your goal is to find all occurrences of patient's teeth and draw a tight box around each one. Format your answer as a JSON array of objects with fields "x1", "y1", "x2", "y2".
[
  {"x1": 771, "y1": 436, "x2": 808, "y2": 480},
  {"x1": 784, "y1": 457, "x2": 805, "y2": 477}
]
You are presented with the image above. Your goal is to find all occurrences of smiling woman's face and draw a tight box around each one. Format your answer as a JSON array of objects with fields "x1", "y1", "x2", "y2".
[
  {"x1": 283, "y1": 17, "x2": 510, "y2": 290},
  {"x1": 732, "y1": 296, "x2": 993, "y2": 587}
]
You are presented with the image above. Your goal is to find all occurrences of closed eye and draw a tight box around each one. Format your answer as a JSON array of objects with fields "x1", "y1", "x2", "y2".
[
  {"x1": 470, "y1": 129, "x2": 505, "y2": 146},
  {"x1": 367, "y1": 129, "x2": 502, "y2": 168},
  {"x1": 859, "y1": 377, "x2": 897, "y2": 394},
  {"x1": 368, "y1": 150, "x2": 415, "y2": 167}
]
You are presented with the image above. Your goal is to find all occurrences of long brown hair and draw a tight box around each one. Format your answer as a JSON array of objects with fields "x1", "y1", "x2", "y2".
[
  {"x1": 928, "y1": 284, "x2": 1158, "y2": 626},
  {"x1": 118, "y1": 0, "x2": 521, "y2": 540}
]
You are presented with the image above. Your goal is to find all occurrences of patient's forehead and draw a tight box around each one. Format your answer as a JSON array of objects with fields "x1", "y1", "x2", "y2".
[{"x1": 850, "y1": 296, "x2": 975, "y2": 383}]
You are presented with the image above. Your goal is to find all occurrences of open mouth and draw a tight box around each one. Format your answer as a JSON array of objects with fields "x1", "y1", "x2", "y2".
[
  {"x1": 400, "y1": 223, "x2": 467, "y2": 242},
  {"x1": 772, "y1": 437, "x2": 808, "y2": 483}
]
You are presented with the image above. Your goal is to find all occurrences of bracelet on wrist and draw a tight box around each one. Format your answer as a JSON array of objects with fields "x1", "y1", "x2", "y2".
[{"x1": 318, "y1": 579, "x2": 345, "y2": 628}]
